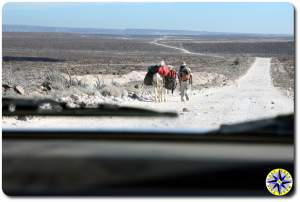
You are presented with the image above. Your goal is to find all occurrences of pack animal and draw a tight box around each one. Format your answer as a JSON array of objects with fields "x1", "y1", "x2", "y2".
[
  {"x1": 152, "y1": 73, "x2": 166, "y2": 102},
  {"x1": 164, "y1": 66, "x2": 177, "y2": 94},
  {"x1": 143, "y1": 61, "x2": 172, "y2": 102}
]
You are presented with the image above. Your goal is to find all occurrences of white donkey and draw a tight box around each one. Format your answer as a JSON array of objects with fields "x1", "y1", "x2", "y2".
[{"x1": 152, "y1": 73, "x2": 166, "y2": 102}]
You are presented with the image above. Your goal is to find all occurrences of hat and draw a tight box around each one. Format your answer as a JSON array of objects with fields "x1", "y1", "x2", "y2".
[
  {"x1": 160, "y1": 60, "x2": 166, "y2": 66},
  {"x1": 182, "y1": 61, "x2": 186, "y2": 66}
]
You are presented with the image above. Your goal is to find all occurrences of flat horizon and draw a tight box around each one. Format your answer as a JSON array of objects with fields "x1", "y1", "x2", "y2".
[{"x1": 3, "y1": 24, "x2": 294, "y2": 36}]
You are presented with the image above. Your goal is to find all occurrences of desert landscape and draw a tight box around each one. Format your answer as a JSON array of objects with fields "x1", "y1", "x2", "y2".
[{"x1": 2, "y1": 30, "x2": 295, "y2": 129}]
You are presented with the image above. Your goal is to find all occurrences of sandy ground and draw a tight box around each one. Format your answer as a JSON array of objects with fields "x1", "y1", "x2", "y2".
[{"x1": 2, "y1": 57, "x2": 294, "y2": 130}]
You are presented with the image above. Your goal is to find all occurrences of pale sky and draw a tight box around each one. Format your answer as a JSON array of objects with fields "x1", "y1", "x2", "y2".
[{"x1": 2, "y1": 2, "x2": 294, "y2": 35}]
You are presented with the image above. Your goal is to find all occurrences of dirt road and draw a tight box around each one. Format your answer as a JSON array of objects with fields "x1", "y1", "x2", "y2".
[
  {"x1": 151, "y1": 37, "x2": 192, "y2": 54},
  {"x1": 122, "y1": 57, "x2": 293, "y2": 129},
  {"x1": 3, "y1": 57, "x2": 293, "y2": 130},
  {"x1": 151, "y1": 37, "x2": 225, "y2": 58}
]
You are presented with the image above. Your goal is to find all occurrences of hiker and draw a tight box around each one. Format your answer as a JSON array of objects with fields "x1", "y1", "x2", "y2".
[{"x1": 178, "y1": 61, "x2": 192, "y2": 102}]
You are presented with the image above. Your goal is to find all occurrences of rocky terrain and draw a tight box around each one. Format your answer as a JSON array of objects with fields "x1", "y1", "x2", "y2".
[{"x1": 2, "y1": 32, "x2": 294, "y2": 129}]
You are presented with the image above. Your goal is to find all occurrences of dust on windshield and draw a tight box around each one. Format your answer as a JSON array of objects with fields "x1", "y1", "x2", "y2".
[{"x1": 2, "y1": 3, "x2": 295, "y2": 130}]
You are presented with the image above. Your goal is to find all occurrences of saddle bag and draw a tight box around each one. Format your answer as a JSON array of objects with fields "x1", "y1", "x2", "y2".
[
  {"x1": 144, "y1": 72, "x2": 154, "y2": 86},
  {"x1": 148, "y1": 65, "x2": 160, "y2": 74}
]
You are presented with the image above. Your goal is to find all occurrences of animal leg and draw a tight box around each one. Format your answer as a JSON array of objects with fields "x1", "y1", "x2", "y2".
[
  {"x1": 158, "y1": 88, "x2": 161, "y2": 102},
  {"x1": 154, "y1": 87, "x2": 158, "y2": 102}
]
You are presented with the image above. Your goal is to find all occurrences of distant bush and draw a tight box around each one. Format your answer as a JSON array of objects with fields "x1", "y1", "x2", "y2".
[{"x1": 233, "y1": 58, "x2": 240, "y2": 65}]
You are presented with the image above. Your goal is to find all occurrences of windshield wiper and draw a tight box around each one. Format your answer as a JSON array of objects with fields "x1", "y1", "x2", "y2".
[
  {"x1": 2, "y1": 98, "x2": 177, "y2": 117},
  {"x1": 206, "y1": 114, "x2": 294, "y2": 140}
]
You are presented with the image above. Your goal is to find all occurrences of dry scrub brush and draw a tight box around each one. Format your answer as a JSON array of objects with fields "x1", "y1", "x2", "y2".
[
  {"x1": 3, "y1": 63, "x2": 16, "y2": 86},
  {"x1": 44, "y1": 68, "x2": 88, "y2": 90},
  {"x1": 94, "y1": 76, "x2": 105, "y2": 90}
]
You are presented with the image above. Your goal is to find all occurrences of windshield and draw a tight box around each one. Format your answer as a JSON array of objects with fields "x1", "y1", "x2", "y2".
[{"x1": 2, "y1": 2, "x2": 294, "y2": 130}]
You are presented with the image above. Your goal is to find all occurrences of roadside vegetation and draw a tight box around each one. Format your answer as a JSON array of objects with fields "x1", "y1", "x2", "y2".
[{"x1": 270, "y1": 56, "x2": 294, "y2": 98}]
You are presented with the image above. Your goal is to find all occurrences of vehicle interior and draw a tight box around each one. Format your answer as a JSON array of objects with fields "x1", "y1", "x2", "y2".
[{"x1": 2, "y1": 98, "x2": 294, "y2": 196}]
